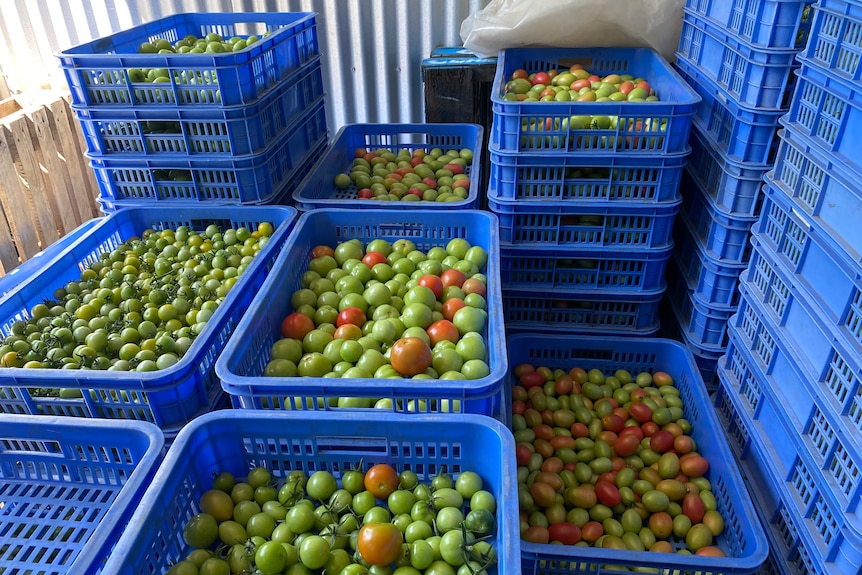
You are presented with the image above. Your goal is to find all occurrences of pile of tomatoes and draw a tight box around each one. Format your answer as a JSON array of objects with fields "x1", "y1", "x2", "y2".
[
  {"x1": 512, "y1": 365, "x2": 728, "y2": 557},
  {"x1": 0, "y1": 222, "x2": 274, "y2": 390},
  {"x1": 169, "y1": 463, "x2": 499, "y2": 575},
  {"x1": 264, "y1": 237, "x2": 493, "y2": 410}
]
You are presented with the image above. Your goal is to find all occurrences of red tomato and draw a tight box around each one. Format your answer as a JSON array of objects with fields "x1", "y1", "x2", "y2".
[
  {"x1": 426, "y1": 319, "x2": 459, "y2": 347},
  {"x1": 281, "y1": 312, "x2": 314, "y2": 340},
  {"x1": 613, "y1": 433, "x2": 640, "y2": 457},
  {"x1": 357, "y1": 522, "x2": 403, "y2": 566},
  {"x1": 337, "y1": 307, "x2": 367, "y2": 328},
  {"x1": 628, "y1": 401, "x2": 653, "y2": 423},
  {"x1": 362, "y1": 252, "x2": 387, "y2": 267},
  {"x1": 441, "y1": 298, "x2": 467, "y2": 321},
  {"x1": 389, "y1": 337, "x2": 432, "y2": 376},
  {"x1": 358, "y1": 188, "x2": 374, "y2": 199},
  {"x1": 650, "y1": 430, "x2": 675, "y2": 453},
  {"x1": 417, "y1": 275, "x2": 444, "y2": 299},
  {"x1": 548, "y1": 522, "x2": 581, "y2": 545},
  {"x1": 519, "y1": 371, "x2": 545, "y2": 388},
  {"x1": 516, "y1": 444, "x2": 532, "y2": 466},
  {"x1": 531, "y1": 71, "x2": 551, "y2": 86},
  {"x1": 595, "y1": 481, "x2": 621, "y2": 507}
]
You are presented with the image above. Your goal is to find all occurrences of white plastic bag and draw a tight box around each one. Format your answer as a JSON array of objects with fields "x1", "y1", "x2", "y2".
[{"x1": 460, "y1": 0, "x2": 685, "y2": 63}]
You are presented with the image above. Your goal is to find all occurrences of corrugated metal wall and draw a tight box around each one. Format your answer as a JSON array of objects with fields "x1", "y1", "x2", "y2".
[{"x1": 0, "y1": 0, "x2": 488, "y2": 131}]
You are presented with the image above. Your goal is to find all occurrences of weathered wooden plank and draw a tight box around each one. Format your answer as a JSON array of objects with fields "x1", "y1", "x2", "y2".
[
  {"x1": 49, "y1": 98, "x2": 99, "y2": 220},
  {"x1": 7, "y1": 114, "x2": 60, "y2": 245},
  {"x1": 0, "y1": 124, "x2": 41, "y2": 259},
  {"x1": 0, "y1": 97, "x2": 22, "y2": 121},
  {"x1": 29, "y1": 105, "x2": 82, "y2": 234},
  {"x1": 60, "y1": 97, "x2": 101, "y2": 217},
  {"x1": 0, "y1": 199, "x2": 18, "y2": 275}
]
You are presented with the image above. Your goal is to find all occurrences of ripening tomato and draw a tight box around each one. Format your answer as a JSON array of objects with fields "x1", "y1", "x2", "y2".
[
  {"x1": 441, "y1": 298, "x2": 467, "y2": 321},
  {"x1": 426, "y1": 319, "x2": 459, "y2": 347},
  {"x1": 548, "y1": 522, "x2": 581, "y2": 545},
  {"x1": 389, "y1": 337, "x2": 432, "y2": 376},
  {"x1": 362, "y1": 252, "x2": 388, "y2": 268},
  {"x1": 337, "y1": 307, "x2": 367, "y2": 328},
  {"x1": 281, "y1": 312, "x2": 314, "y2": 340},
  {"x1": 364, "y1": 464, "x2": 399, "y2": 499},
  {"x1": 357, "y1": 522, "x2": 403, "y2": 566},
  {"x1": 311, "y1": 245, "x2": 335, "y2": 258},
  {"x1": 417, "y1": 275, "x2": 444, "y2": 299}
]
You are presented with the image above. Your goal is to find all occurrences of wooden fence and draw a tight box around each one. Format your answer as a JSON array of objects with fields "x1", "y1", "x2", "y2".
[{"x1": 0, "y1": 92, "x2": 101, "y2": 275}]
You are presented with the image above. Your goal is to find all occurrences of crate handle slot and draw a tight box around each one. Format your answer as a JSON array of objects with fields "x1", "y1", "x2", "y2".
[
  {"x1": 0, "y1": 438, "x2": 63, "y2": 457},
  {"x1": 314, "y1": 436, "x2": 388, "y2": 455}
]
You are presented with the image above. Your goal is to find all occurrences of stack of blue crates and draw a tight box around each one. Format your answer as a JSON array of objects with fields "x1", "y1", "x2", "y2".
[
  {"x1": 715, "y1": 0, "x2": 862, "y2": 572},
  {"x1": 56, "y1": 12, "x2": 328, "y2": 212},
  {"x1": 487, "y1": 47, "x2": 700, "y2": 335},
  {"x1": 665, "y1": 0, "x2": 815, "y2": 388}
]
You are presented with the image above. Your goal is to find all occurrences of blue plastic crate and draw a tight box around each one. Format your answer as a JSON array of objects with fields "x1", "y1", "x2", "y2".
[
  {"x1": 666, "y1": 261, "x2": 735, "y2": 348},
  {"x1": 488, "y1": 195, "x2": 680, "y2": 249},
  {"x1": 90, "y1": 99, "x2": 327, "y2": 206},
  {"x1": 716, "y1": 329, "x2": 862, "y2": 573},
  {"x1": 75, "y1": 59, "x2": 324, "y2": 157},
  {"x1": 487, "y1": 144, "x2": 686, "y2": 203},
  {"x1": 685, "y1": 0, "x2": 815, "y2": 50},
  {"x1": 0, "y1": 218, "x2": 102, "y2": 298},
  {"x1": 501, "y1": 244, "x2": 671, "y2": 293},
  {"x1": 0, "y1": 414, "x2": 163, "y2": 575},
  {"x1": 658, "y1": 296, "x2": 725, "y2": 390},
  {"x1": 686, "y1": 123, "x2": 769, "y2": 217},
  {"x1": 679, "y1": 169, "x2": 758, "y2": 264},
  {"x1": 678, "y1": 10, "x2": 800, "y2": 109},
  {"x1": 504, "y1": 333, "x2": 768, "y2": 574},
  {"x1": 771, "y1": 126, "x2": 862, "y2": 262},
  {"x1": 490, "y1": 47, "x2": 700, "y2": 154},
  {"x1": 801, "y1": 0, "x2": 862, "y2": 83},
  {"x1": 731, "y1": 280, "x2": 862, "y2": 512},
  {"x1": 291, "y1": 123, "x2": 483, "y2": 210},
  {"x1": 96, "y1": 136, "x2": 327, "y2": 213},
  {"x1": 785, "y1": 59, "x2": 862, "y2": 174},
  {"x1": 0, "y1": 205, "x2": 297, "y2": 432},
  {"x1": 216, "y1": 209, "x2": 506, "y2": 415},
  {"x1": 674, "y1": 58, "x2": 786, "y2": 164},
  {"x1": 672, "y1": 212, "x2": 748, "y2": 307},
  {"x1": 101, "y1": 410, "x2": 518, "y2": 575},
  {"x1": 502, "y1": 288, "x2": 663, "y2": 336},
  {"x1": 713, "y1": 366, "x2": 860, "y2": 575},
  {"x1": 754, "y1": 180, "x2": 862, "y2": 333},
  {"x1": 57, "y1": 12, "x2": 319, "y2": 108}
]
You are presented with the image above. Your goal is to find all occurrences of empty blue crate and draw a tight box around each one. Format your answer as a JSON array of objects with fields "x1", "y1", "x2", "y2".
[
  {"x1": 500, "y1": 244, "x2": 672, "y2": 292},
  {"x1": 489, "y1": 195, "x2": 679, "y2": 249},
  {"x1": 674, "y1": 58, "x2": 785, "y2": 164},
  {"x1": 101, "y1": 410, "x2": 519, "y2": 575},
  {"x1": 685, "y1": 0, "x2": 815, "y2": 50},
  {"x1": 715, "y1": 332, "x2": 862, "y2": 574},
  {"x1": 75, "y1": 59, "x2": 324, "y2": 157},
  {"x1": 490, "y1": 47, "x2": 700, "y2": 154},
  {"x1": 679, "y1": 169, "x2": 758, "y2": 264},
  {"x1": 291, "y1": 123, "x2": 483, "y2": 210},
  {"x1": 487, "y1": 144, "x2": 686, "y2": 203},
  {"x1": 0, "y1": 205, "x2": 297, "y2": 434},
  {"x1": 0, "y1": 415, "x2": 163, "y2": 575},
  {"x1": 732, "y1": 280, "x2": 862, "y2": 510},
  {"x1": 771, "y1": 126, "x2": 862, "y2": 262},
  {"x1": 502, "y1": 288, "x2": 663, "y2": 336},
  {"x1": 0, "y1": 218, "x2": 102, "y2": 298},
  {"x1": 506, "y1": 333, "x2": 768, "y2": 574},
  {"x1": 785, "y1": 59, "x2": 862, "y2": 174},
  {"x1": 754, "y1": 180, "x2": 862, "y2": 331},
  {"x1": 714, "y1": 367, "x2": 859, "y2": 575},
  {"x1": 57, "y1": 12, "x2": 319, "y2": 108},
  {"x1": 215, "y1": 209, "x2": 507, "y2": 415},
  {"x1": 678, "y1": 10, "x2": 800, "y2": 109},
  {"x1": 666, "y1": 261, "x2": 735, "y2": 349},
  {"x1": 801, "y1": 0, "x2": 862, "y2": 83},
  {"x1": 672, "y1": 216, "x2": 748, "y2": 307},
  {"x1": 686, "y1": 123, "x2": 769, "y2": 216},
  {"x1": 91, "y1": 100, "x2": 328, "y2": 205}
]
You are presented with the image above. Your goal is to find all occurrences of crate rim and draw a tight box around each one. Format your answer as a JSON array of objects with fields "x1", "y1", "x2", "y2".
[
  {"x1": 0, "y1": 204, "x2": 298, "y2": 389},
  {"x1": 487, "y1": 189, "x2": 683, "y2": 211},
  {"x1": 216, "y1": 208, "x2": 509, "y2": 398},
  {"x1": 55, "y1": 11, "x2": 318, "y2": 60},
  {"x1": 682, "y1": 5, "x2": 814, "y2": 55},
  {"x1": 507, "y1": 333, "x2": 770, "y2": 571}
]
